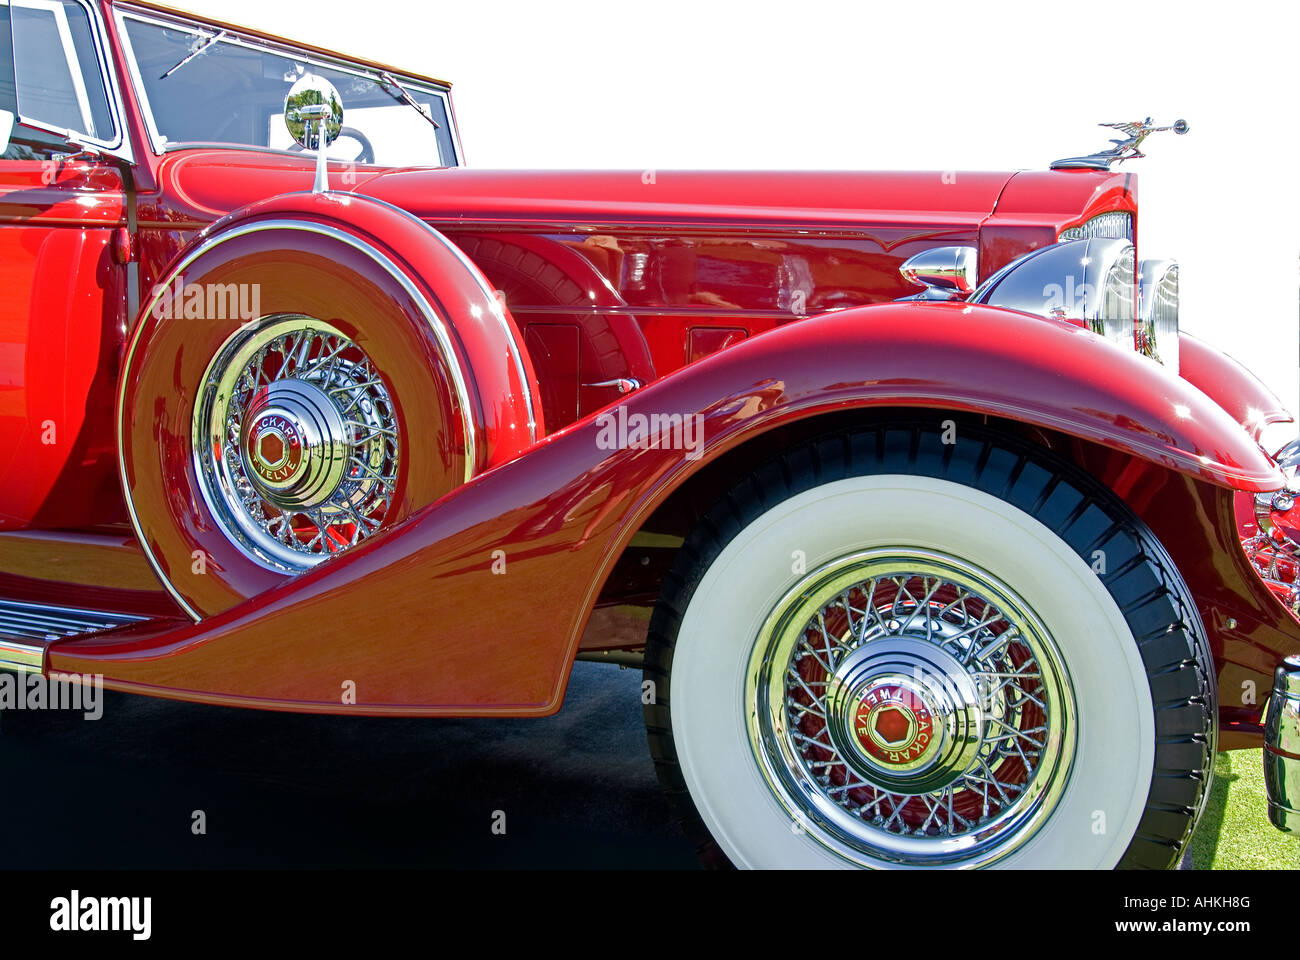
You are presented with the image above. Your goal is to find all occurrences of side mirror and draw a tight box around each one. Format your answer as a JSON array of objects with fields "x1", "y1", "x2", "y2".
[
  {"x1": 898, "y1": 246, "x2": 979, "y2": 300},
  {"x1": 284, "y1": 74, "x2": 343, "y2": 151},
  {"x1": 0, "y1": 109, "x2": 13, "y2": 154}
]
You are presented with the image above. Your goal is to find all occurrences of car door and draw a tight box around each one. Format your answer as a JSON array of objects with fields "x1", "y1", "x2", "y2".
[{"x1": 0, "y1": 0, "x2": 132, "y2": 529}]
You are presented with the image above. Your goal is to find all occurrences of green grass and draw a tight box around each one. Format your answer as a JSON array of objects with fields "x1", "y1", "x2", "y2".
[{"x1": 1187, "y1": 749, "x2": 1300, "y2": 869}]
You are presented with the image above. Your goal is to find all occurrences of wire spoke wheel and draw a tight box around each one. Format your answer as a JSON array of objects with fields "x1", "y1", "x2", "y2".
[
  {"x1": 747, "y1": 549, "x2": 1075, "y2": 867},
  {"x1": 193, "y1": 315, "x2": 400, "y2": 572}
]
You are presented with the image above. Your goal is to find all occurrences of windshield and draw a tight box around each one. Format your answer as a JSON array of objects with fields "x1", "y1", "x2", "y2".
[{"x1": 118, "y1": 10, "x2": 458, "y2": 167}]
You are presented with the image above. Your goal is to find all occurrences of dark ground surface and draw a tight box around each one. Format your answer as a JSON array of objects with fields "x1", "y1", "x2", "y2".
[
  {"x1": 0, "y1": 662, "x2": 1225, "y2": 869},
  {"x1": 0, "y1": 663, "x2": 699, "y2": 869}
]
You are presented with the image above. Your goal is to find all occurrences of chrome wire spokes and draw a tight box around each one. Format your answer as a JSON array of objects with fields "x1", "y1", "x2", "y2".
[
  {"x1": 194, "y1": 315, "x2": 400, "y2": 572},
  {"x1": 791, "y1": 577, "x2": 1043, "y2": 828},
  {"x1": 748, "y1": 550, "x2": 1074, "y2": 867}
]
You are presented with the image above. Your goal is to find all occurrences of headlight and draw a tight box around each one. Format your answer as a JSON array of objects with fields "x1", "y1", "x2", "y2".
[
  {"x1": 1058, "y1": 212, "x2": 1133, "y2": 242},
  {"x1": 1137, "y1": 259, "x2": 1179, "y2": 374},
  {"x1": 970, "y1": 237, "x2": 1138, "y2": 352},
  {"x1": 1097, "y1": 244, "x2": 1136, "y2": 347}
]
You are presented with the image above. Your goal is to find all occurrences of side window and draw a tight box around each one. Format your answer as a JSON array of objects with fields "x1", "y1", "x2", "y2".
[{"x1": 7, "y1": 0, "x2": 114, "y2": 142}]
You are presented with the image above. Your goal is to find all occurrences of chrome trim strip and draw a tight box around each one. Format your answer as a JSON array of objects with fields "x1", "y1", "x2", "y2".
[
  {"x1": 511, "y1": 304, "x2": 801, "y2": 320},
  {"x1": 118, "y1": 218, "x2": 479, "y2": 622}
]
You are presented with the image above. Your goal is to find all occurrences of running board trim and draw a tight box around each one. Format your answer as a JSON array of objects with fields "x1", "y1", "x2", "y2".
[{"x1": 0, "y1": 600, "x2": 147, "y2": 672}]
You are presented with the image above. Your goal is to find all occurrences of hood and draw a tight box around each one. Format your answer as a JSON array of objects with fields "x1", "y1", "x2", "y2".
[
  {"x1": 355, "y1": 168, "x2": 1018, "y2": 229},
  {"x1": 153, "y1": 150, "x2": 1127, "y2": 238}
]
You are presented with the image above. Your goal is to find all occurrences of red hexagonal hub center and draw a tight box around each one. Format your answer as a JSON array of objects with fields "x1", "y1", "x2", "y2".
[
  {"x1": 853, "y1": 684, "x2": 935, "y2": 767},
  {"x1": 259, "y1": 433, "x2": 285, "y2": 466},
  {"x1": 244, "y1": 413, "x2": 303, "y2": 485},
  {"x1": 872, "y1": 704, "x2": 914, "y2": 745}
]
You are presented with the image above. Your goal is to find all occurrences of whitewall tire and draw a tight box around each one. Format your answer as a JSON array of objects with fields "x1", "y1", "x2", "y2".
[{"x1": 643, "y1": 423, "x2": 1215, "y2": 869}]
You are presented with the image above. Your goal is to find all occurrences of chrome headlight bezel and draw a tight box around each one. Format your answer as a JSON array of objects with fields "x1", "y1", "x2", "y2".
[{"x1": 970, "y1": 237, "x2": 1137, "y2": 351}]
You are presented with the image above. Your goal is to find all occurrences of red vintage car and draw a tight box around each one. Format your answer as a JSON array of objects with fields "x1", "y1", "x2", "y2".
[{"x1": 0, "y1": 0, "x2": 1297, "y2": 870}]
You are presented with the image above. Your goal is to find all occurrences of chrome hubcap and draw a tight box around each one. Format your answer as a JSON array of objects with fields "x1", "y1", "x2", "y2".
[
  {"x1": 826, "y1": 638, "x2": 984, "y2": 795},
  {"x1": 193, "y1": 315, "x2": 400, "y2": 572},
  {"x1": 747, "y1": 548, "x2": 1075, "y2": 867},
  {"x1": 240, "y1": 379, "x2": 349, "y2": 510}
]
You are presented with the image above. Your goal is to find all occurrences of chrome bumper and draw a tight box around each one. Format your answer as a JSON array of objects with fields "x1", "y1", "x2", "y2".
[{"x1": 1264, "y1": 654, "x2": 1300, "y2": 831}]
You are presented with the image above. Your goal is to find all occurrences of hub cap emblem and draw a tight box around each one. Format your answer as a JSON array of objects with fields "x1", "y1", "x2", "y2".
[{"x1": 855, "y1": 683, "x2": 934, "y2": 767}]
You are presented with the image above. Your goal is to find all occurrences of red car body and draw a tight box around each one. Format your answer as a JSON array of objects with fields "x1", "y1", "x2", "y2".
[{"x1": 1, "y1": 0, "x2": 1298, "y2": 868}]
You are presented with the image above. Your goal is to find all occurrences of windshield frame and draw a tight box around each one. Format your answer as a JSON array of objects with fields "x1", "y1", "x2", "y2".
[{"x1": 112, "y1": 2, "x2": 462, "y2": 166}]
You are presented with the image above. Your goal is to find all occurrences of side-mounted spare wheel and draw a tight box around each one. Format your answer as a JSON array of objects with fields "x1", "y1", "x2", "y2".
[
  {"x1": 119, "y1": 193, "x2": 542, "y2": 619},
  {"x1": 645, "y1": 423, "x2": 1215, "y2": 869}
]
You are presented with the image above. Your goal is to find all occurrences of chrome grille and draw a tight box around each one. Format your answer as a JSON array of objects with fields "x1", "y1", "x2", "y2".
[{"x1": 1058, "y1": 212, "x2": 1133, "y2": 242}]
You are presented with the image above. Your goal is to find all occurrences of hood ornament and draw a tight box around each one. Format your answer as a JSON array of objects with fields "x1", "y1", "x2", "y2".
[{"x1": 1051, "y1": 118, "x2": 1188, "y2": 171}]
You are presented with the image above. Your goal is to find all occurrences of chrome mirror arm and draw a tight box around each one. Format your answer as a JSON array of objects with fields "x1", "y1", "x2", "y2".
[{"x1": 313, "y1": 115, "x2": 329, "y2": 193}]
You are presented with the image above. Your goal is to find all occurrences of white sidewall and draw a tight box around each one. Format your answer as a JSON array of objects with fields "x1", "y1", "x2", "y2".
[{"x1": 670, "y1": 474, "x2": 1155, "y2": 869}]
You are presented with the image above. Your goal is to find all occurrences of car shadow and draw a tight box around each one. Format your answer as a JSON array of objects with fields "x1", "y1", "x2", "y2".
[{"x1": 0, "y1": 662, "x2": 699, "y2": 869}]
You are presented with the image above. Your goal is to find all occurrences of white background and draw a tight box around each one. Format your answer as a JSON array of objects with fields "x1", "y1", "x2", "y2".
[{"x1": 183, "y1": 0, "x2": 1300, "y2": 417}]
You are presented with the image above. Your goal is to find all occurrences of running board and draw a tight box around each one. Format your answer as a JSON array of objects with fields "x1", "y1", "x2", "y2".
[{"x1": 0, "y1": 600, "x2": 147, "y2": 673}]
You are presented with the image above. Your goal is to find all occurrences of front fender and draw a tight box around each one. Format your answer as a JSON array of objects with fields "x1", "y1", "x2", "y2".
[
  {"x1": 1179, "y1": 331, "x2": 1294, "y2": 442},
  {"x1": 50, "y1": 302, "x2": 1282, "y2": 713}
]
